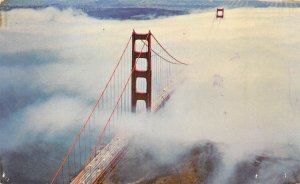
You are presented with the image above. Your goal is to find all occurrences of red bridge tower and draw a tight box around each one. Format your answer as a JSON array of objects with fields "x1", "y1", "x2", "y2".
[{"x1": 131, "y1": 30, "x2": 152, "y2": 112}]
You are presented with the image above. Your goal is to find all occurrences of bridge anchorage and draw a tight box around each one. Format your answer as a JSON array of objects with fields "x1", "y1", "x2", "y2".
[{"x1": 50, "y1": 30, "x2": 187, "y2": 184}]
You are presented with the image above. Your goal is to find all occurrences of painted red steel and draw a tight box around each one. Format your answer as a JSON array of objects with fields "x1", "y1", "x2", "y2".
[
  {"x1": 216, "y1": 8, "x2": 224, "y2": 19},
  {"x1": 131, "y1": 31, "x2": 152, "y2": 112}
]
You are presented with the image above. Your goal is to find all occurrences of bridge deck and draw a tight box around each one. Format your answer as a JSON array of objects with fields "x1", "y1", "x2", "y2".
[
  {"x1": 71, "y1": 83, "x2": 175, "y2": 184},
  {"x1": 70, "y1": 134, "x2": 129, "y2": 184}
]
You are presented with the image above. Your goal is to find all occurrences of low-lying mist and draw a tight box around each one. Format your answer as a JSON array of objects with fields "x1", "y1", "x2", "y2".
[{"x1": 0, "y1": 6, "x2": 300, "y2": 183}]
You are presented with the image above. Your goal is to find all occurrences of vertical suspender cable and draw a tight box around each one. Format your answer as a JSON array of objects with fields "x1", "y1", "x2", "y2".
[{"x1": 50, "y1": 35, "x2": 131, "y2": 184}]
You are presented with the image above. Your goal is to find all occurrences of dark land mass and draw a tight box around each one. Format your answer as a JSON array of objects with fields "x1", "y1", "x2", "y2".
[
  {"x1": 1, "y1": 0, "x2": 297, "y2": 20},
  {"x1": 104, "y1": 142, "x2": 300, "y2": 184}
]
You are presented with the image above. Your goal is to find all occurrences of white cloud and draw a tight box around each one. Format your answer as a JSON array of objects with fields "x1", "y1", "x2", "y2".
[
  {"x1": 1, "y1": 7, "x2": 300, "y2": 183},
  {"x1": 23, "y1": 95, "x2": 90, "y2": 135}
]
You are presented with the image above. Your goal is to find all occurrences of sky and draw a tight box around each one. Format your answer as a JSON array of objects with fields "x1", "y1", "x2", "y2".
[{"x1": 0, "y1": 4, "x2": 300, "y2": 184}]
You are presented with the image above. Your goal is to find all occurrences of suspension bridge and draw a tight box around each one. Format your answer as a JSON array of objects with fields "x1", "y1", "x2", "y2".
[
  {"x1": 45, "y1": 1, "x2": 300, "y2": 183},
  {"x1": 49, "y1": 30, "x2": 187, "y2": 184}
]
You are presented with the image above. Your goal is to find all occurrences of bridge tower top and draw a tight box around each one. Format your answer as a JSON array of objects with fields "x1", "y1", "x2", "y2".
[{"x1": 131, "y1": 30, "x2": 152, "y2": 112}]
